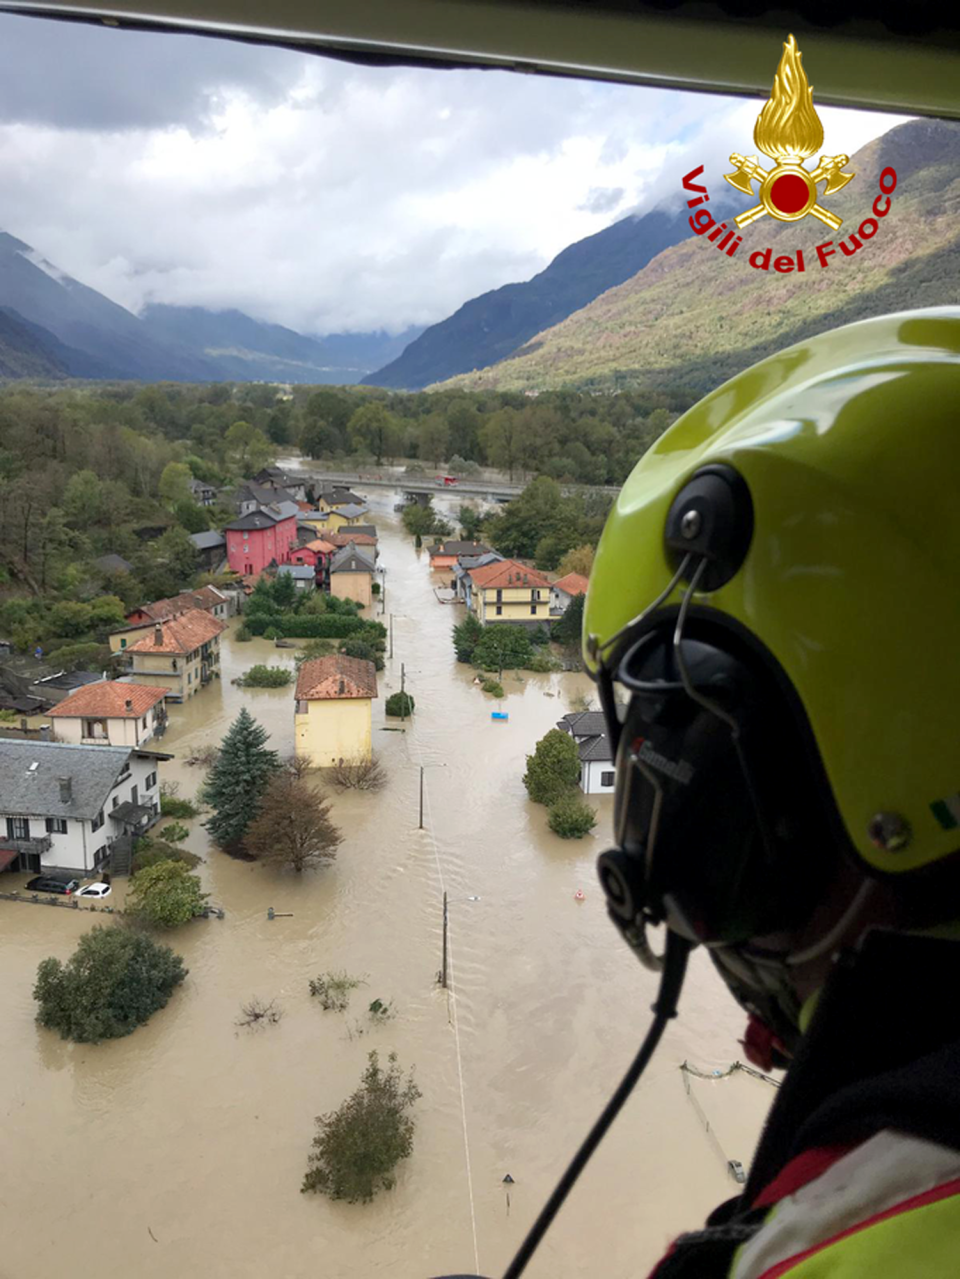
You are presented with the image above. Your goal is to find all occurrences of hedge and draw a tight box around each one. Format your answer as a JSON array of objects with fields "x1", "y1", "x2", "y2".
[{"x1": 244, "y1": 613, "x2": 381, "y2": 640}]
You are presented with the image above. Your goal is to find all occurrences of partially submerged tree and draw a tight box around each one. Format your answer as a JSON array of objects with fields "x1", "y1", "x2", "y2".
[
  {"x1": 302, "y1": 1051, "x2": 421, "y2": 1203},
  {"x1": 237, "y1": 997, "x2": 283, "y2": 1029},
  {"x1": 201, "y1": 707, "x2": 281, "y2": 853},
  {"x1": 548, "y1": 793, "x2": 598, "y2": 839},
  {"x1": 130, "y1": 837, "x2": 202, "y2": 876},
  {"x1": 452, "y1": 612, "x2": 483, "y2": 663},
  {"x1": 331, "y1": 753, "x2": 388, "y2": 792},
  {"x1": 309, "y1": 971, "x2": 367, "y2": 1012},
  {"x1": 523, "y1": 728, "x2": 581, "y2": 805},
  {"x1": 245, "y1": 774, "x2": 342, "y2": 873},
  {"x1": 128, "y1": 860, "x2": 209, "y2": 928},
  {"x1": 34, "y1": 925, "x2": 187, "y2": 1043}
]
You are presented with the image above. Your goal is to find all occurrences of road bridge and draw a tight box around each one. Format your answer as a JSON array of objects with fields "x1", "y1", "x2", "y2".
[{"x1": 297, "y1": 469, "x2": 620, "y2": 504}]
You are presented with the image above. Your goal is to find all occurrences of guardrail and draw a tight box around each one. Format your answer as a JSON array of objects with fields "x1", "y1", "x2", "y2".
[{"x1": 0, "y1": 891, "x2": 224, "y2": 919}]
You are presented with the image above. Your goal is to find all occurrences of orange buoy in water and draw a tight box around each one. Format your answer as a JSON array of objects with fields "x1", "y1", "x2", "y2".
[{"x1": 574, "y1": 890, "x2": 585, "y2": 901}]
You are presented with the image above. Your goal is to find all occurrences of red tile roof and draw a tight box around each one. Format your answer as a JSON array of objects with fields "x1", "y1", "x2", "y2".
[
  {"x1": 49, "y1": 682, "x2": 169, "y2": 718},
  {"x1": 126, "y1": 609, "x2": 226, "y2": 655},
  {"x1": 296, "y1": 655, "x2": 378, "y2": 701},
  {"x1": 469, "y1": 559, "x2": 550, "y2": 590},
  {"x1": 327, "y1": 531, "x2": 377, "y2": 548},
  {"x1": 552, "y1": 572, "x2": 589, "y2": 597},
  {"x1": 131, "y1": 586, "x2": 226, "y2": 622},
  {"x1": 304, "y1": 539, "x2": 337, "y2": 554}
]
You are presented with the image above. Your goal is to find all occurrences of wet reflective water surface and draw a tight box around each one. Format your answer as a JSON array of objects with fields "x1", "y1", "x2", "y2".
[{"x1": 0, "y1": 490, "x2": 775, "y2": 1279}]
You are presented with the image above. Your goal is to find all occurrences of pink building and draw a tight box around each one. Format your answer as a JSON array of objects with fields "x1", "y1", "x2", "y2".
[{"x1": 224, "y1": 504, "x2": 298, "y2": 576}]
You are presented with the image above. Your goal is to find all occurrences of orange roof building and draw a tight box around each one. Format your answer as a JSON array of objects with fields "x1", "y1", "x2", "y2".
[
  {"x1": 551, "y1": 572, "x2": 589, "y2": 598},
  {"x1": 294, "y1": 655, "x2": 378, "y2": 769},
  {"x1": 465, "y1": 558, "x2": 552, "y2": 628},
  {"x1": 125, "y1": 609, "x2": 226, "y2": 703},
  {"x1": 295, "y1": 655, "x2": 379, "y2": 701},
  {"x1": 48, "y1": 682, "x2": 170, "y2": 748}
]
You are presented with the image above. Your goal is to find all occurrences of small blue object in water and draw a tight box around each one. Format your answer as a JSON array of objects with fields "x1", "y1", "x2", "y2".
[{"x1": 491, "y1": 712, "x2": 509, "y2": 721}]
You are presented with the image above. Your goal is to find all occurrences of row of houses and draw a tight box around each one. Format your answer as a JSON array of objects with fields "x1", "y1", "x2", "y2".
[{"x1": 428, "y1": 540, "x2": 588, "y2": 628}]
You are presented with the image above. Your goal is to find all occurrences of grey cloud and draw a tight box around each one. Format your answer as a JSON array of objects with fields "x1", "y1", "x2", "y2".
[
  {"x1": 0, "y1": 12, "x2": 298, "y2": 130},
  {"x1": 578, "y1": 186, "x2": 625, "y2": 214},
  {"x1": 0, "y1": 16, "x2": 912, "y2": 336}
]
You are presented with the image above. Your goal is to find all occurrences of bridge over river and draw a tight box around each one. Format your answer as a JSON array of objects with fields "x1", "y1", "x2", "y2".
[{"x1": 289, "y1": 466, "x2": 621, "y2": 504}]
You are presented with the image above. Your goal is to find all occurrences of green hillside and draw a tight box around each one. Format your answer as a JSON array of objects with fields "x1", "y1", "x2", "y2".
[{"x1": 437, "y1": 118, "x2": 960, "y2": 396}]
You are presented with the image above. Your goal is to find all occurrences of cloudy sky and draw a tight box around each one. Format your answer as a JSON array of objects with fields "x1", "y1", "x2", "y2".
[{"x1": 0, "y1": 14, "x2": 914, "y2": 337}]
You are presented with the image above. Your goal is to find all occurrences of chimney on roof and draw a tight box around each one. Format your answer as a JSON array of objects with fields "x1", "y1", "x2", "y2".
[
  {"x1": 58, "y1": 776, "x2": 72, "y2": 803},
  {"x1": 153, "y1": 623, "x2": 163, "y2": 646},
  {"x1": 125, "y1": 698, "x2": 133, "y2": 712}
]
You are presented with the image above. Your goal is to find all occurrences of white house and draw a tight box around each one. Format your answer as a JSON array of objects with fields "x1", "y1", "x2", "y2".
[
  {"x1": 47, "y1": 681, "x2": 169, "y2": 747},
  {"x1": 557, "y1": 711, "x2": 615, "y2": 795},
  {"x1": 550, "y1": 572, "x2": 589, "y2": 616},
  {"x1": 0, "y1": 740, "x2": 170, "y2": 877}
]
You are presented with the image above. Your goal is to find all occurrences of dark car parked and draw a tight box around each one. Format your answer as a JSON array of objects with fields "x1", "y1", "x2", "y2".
[{"x1": 26, "y1": 876, "x2": 80, "y2": 896}]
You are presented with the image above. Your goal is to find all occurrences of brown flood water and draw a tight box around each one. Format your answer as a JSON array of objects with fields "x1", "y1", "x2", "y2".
[{"x1": 0, "y1": 488, "x2": 776, "y2": 1279}]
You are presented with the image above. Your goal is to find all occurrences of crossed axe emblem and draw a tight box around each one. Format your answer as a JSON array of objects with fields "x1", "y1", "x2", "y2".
[{"x1": 724, "y1": 153, "x2": 854, "y2": 230}]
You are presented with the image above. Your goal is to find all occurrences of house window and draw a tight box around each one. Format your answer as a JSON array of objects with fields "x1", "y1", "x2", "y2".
[
  {"x1": 243, "y1": 530, "x2": 249, "y2": 539},
  {"x1": 120, "y1": 638, "x2": 127, "y2": 649},
  {"x1": 112, "y1": 796, "x2": 119, "y2": 809},
  {"x1": 7, "y1": 817, "x2": 30, "y2": 840},
  {"x1": 496, "y1": 605, "x2": 503, "y2": 616},
  {"x1": 141, "y1": 716, "x2": 147, "y2": 729},
  {"x1": 91, "y1": 809, "x2": 105, "y2": 832},
  {"x1": 145, "y1": 772, "x2": 157, "y2": 790},
  {"x1": 601, "y1": 771, "x2": 615, "y2": 788},
  {"x1": 95, "y1": 846, "x2": 107, "y2": 864},
  {"x1": 496, "y1": 589, "x2": 502, "y2": 602},
  {"x1": 530, "y1": 604, "x2": 537, "y2": 614},
  {"x1": 45, "y1": 818, "x2": 68, "y2": 834},
  {"x1": 188, "y1": 672, "x2": 192, "y2": 684}
]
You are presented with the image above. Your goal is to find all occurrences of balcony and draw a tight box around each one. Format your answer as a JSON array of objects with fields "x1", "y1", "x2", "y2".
[{"x1": 2, "y1": 835, "x2": 52, "y2": 856}]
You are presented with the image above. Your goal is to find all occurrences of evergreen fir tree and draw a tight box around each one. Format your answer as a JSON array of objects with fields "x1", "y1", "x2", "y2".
[{"x1": 201, "y1": 708, "x2": 281, "y2": 853}]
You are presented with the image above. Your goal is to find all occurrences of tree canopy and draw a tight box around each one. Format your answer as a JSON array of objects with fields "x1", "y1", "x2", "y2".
[
  {"x1": 33, "y1": 925, "x2": 187, "y2": 1043},
  {"x1": 202, "y1": 708, "x2": 281, "y2": 853}
]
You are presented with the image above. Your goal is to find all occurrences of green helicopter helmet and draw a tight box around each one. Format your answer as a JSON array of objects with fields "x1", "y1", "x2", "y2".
[{"x1": 585, "y1": 307, "x2": 960, "y2": 1053}]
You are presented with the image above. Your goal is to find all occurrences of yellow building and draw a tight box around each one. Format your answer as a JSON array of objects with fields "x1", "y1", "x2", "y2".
[
  {"x1": 124, "y1": 610, "x2": 225, "y2": 703},
  {"x1": 326, "y1": 504, "x2": 368, "y2": 531},
  {"x1": 316, "y1": 487, "x2": 363, "y2": 514},
  {"x1": 294, "y1": 655, "x2": 377, "y2": 767},
  {"x1": 467, "y1": 559, "x2": 552, "y2": 627},
  {"x1": 329, "y1": 544, "x2": 375, "y2": 609}
]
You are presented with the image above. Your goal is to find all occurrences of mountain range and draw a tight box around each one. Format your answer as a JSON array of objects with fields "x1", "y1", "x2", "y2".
[
  {"x1": 437, "y1": 117, "x2": 960, "y2": 395},
  {"x1": 0, "y1": 232, "x2": 422, "y2": 385},
  {"x1": 361, "y1": 197, "x2": 735, "y2": 389}
]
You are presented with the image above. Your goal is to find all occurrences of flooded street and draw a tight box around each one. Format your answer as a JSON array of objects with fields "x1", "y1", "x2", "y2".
[{"x1": 0, "y1": 489, "x2": 775, "y2": 1279}]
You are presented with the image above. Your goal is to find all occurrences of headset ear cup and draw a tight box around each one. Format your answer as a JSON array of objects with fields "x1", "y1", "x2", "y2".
[
  {"x1": 597, "y1": 848, "x2": 644, "y2": 923},
  {"x1": 613, "y1": 625, "x2": 832, "y2": 945}
]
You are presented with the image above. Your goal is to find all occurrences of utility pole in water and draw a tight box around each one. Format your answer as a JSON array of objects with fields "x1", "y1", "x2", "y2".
[{"x1": 440, "y1": 890, "x2": 448, "y2": 988}]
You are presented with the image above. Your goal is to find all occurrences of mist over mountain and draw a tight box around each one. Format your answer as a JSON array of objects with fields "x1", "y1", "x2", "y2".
[
  {"x1": 438, "y1": 118, "x2": 960, "y2": 396},
  {"x1": 362, "y1": 196, "x2": 737, "y2": 390},
  {"x1": 0, "y1": 232, "x2": 421, "y2": 384}
]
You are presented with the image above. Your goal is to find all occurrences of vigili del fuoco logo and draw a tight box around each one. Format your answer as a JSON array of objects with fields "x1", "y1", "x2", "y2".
[{"x1": 681, "y1": 34, "x2": 898, "y2": 273}]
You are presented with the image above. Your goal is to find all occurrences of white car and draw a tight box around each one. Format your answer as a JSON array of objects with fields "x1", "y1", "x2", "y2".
[{"x1": 75, "y1": 883, "x2": 112, "y2": 899}]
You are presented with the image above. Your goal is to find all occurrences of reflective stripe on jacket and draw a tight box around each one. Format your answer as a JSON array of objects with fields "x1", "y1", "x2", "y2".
[{"x1": 729, "y1": 1130, "x2": 960, "y2": 1277}]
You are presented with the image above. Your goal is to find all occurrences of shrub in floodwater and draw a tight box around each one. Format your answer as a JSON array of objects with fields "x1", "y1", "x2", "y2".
[
  {"x1": 384, "y1": 691, "x2": 415, "y2": 717},
  {"x1": 160, "y1": 794, "x2": 199, "y2": 819},
  {"x1": 34, "y1": 925, "x2": 187, "y2": 1043},
  {"x1": 481, "y1": 679, "x2": 504, "y2": 698},
  {"x1": 238, "y1": 664, "x2": 292, "y2": 687},
  {"x1": 302, "y1": 1050, "x2": 421, "y2": 1203},
  {"x1": 309, "y1": 970, "x2": 367, "y2": 1012},
  {"x1": 547, "y1": 792, "x2": 598, "y2": 839}
]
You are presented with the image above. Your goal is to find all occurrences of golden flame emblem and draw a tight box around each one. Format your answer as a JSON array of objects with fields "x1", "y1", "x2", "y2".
[{"x1": 725, "y1": 35, "x2": 854, "y2": 230}]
